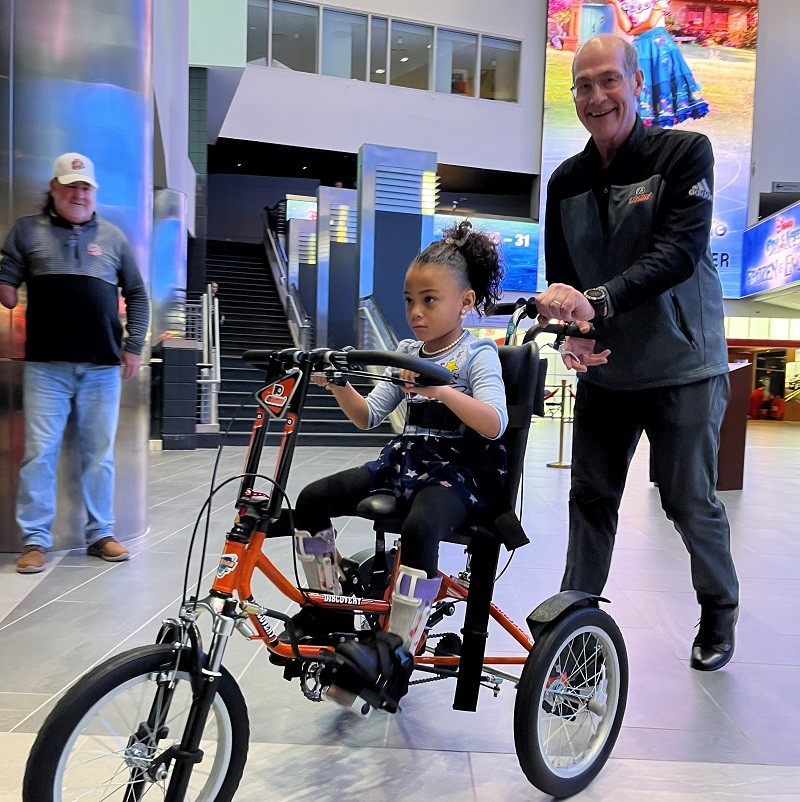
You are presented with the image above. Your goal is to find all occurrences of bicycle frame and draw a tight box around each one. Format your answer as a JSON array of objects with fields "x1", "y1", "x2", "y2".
[
  {"x1": 162, "y1": 326, "x2": 597, "y2": 798},
  {"x1": 199, "y1": 347, "x2": 534, "y2": 668}
]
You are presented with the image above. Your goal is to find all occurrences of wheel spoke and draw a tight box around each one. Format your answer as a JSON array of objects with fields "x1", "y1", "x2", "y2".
[{"x1": 515, "y1": 610, "x2": 627, "y2": 797}]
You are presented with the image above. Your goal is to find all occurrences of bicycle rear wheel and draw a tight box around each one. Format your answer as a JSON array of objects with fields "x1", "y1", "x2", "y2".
[
  {"x1": 513, "y1": 607, "x2": 627, "y2": 798},
  {"x1": 23, "y1": 643, "x2": 248, "y2": 802}
]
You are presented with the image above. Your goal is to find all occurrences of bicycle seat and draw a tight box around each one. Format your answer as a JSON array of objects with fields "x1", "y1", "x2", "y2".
[{"x1": 356, "y1": 493, "x2": 398, "y2": 520}]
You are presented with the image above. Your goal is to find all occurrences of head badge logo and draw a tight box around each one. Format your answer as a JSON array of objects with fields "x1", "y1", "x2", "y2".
[
  {"x1": 216, "y1": 553, "x2": 238, "y2": 579},
  {"x1": 71, "y1": 158, "x2": 86, "y2": 171},
  {"x1": 257, "y1": 375, "x2": 298, "y2": 418}
]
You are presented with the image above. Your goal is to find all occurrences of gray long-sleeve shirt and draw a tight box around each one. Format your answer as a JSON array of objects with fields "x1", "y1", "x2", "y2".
[
  {"x1": 365, "y1": 334, "x2": 508, "y2": 439},
  {"x1": 0, "y1": 211, "x2": 149, "y2": 363}
]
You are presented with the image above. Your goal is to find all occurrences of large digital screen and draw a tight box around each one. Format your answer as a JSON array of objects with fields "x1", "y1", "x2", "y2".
[
  {"x1": 542, "y1": 0, "x2": 759, "y2": 298},
  {"x1": 741, "y1": 200, "x2": 800, "y2": 297},
  {"x1": 432, "y1": 214, "x2": 540, "y2": 293}
]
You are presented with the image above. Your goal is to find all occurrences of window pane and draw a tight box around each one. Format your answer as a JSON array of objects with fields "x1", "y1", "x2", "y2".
[
  {"x1": 390, "y1": 21, "x2": 433, "y2": 91},
  {"x1": 435, "y1": 29, "x2": 477, "y2": 95},
  {"x1": 247, "y1": 1, "x2": 269, "y2": 65},
  {"x1": 370, "y1": 17, "x2": 387, "y2": 84},
  {"x1": 272, "y1": 1, "x2": 318, "y2": 74},
  {"x1": 480, "y1": 37, "x2": 520, "y2": 102},
  {"x1": 322, "y1": 10, "x2": 367, "y2": 81}
]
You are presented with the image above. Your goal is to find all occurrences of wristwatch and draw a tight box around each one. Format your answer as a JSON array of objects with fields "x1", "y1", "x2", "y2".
[{"x1": 583, "y1": 287, "x2": 609, "y2": 320}]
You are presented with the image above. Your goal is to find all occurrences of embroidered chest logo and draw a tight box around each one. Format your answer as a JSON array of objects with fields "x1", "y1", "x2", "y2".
[
  {"x1": 87, "y1": 243, "x2": 103, "y2": 256},
  {"x1": 628, "y1": 185, "x2": 652, "y2": 204}
]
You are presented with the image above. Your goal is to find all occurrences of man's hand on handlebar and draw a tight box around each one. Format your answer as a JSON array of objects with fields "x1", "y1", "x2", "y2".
[
  {"x1": 560, "y1": 334, "x2": 611, "y2": 374},
  {"x1": 535, "y1": 283, "x2": 594, "y2": 324},
  {"x1": 533, "y1": 284, "x2": 611, "y2": 373}
]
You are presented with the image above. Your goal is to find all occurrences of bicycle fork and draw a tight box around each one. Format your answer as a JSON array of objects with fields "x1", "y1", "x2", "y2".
[{"x1": 160, "y1": 597, "x2": 239, "y2": 802}]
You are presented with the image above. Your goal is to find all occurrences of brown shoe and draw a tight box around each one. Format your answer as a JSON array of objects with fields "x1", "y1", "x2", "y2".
[
  {"x1": 16, "y1": 546, "x2": 47, "y2": 574},
  {"x1": 87, "y1": 537, "x2": 130, "y2": 562}
]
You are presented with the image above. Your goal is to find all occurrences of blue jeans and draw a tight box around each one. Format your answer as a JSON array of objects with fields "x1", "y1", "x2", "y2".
[{"x1": 17, "y1": 362, "x2": 122, "y2": 549}]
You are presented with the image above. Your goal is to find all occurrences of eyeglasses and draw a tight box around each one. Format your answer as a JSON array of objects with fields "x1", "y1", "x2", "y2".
[{"x1": 570, "y1": 71, "x2": 632, "y2": 100}]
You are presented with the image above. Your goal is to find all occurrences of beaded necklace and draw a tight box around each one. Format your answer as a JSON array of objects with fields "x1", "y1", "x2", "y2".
[{"x1": 420, "y1": 329, "x2": 467, "y2": 357}]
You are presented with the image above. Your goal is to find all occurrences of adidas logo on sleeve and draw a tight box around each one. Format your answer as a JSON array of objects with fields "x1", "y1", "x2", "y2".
[{"x1": 688, "y1": 178, "x2": 713, "y2": 201}]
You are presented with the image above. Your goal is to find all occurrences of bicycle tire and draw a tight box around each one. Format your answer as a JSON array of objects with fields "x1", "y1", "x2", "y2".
[
  {"x1": 23, "y1": 643, "x2": 249, "y2": 802},
  {"x1": 513, "y1": 607, "x2": 628, "y2": 798}
]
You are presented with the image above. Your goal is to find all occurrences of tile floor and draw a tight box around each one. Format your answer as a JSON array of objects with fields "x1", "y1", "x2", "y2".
[{"x1": 2, "y1": 419, "x2": 799, "y2": 801}]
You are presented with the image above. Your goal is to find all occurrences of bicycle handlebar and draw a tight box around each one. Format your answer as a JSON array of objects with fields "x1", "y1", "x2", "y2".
[{"x1": 241, "y1": 347, "x2": 454, "y2": 387}]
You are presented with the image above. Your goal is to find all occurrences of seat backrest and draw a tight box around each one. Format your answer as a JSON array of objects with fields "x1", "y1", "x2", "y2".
[{"x1": 497, "y1": 343, "x2": 542, "y2": 509}]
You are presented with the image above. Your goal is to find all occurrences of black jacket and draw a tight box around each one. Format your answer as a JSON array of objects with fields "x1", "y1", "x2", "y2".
[{"x1": 545, "y1": 117, "x2": 728, "y2": 390}]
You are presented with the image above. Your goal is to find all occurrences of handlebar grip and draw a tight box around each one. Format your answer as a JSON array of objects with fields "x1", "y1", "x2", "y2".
[
  {"x1": 532, "y1": 323, "x2": 601, "y2": 340},
  {"x1": 242, "y1": 348, "x2": 300, "y2": 371},
  {"x1": 342, "y1": 349, "x2": 453, "y2": 386}
]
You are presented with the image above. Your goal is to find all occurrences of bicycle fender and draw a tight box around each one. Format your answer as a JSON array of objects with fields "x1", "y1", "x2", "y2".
[{"x1": 525, "y1": 591, "x2": 609, "y2": 640}]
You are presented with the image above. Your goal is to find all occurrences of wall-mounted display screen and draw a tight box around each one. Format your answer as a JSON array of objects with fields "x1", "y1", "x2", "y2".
[
  {"x1": 542, "y1": 0, "x2": 759, "y2": 298},
  {"x1": 285, "y1": 195, "x2": 317, "y2": 221},
  {"x1": 432, "y1": 214, "x2": 540, "y2": 293}
]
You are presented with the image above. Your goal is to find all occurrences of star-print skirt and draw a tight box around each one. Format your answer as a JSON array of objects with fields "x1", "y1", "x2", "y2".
[{"x1": 362, "y1": 433, "x2": 507, "y2": 513}]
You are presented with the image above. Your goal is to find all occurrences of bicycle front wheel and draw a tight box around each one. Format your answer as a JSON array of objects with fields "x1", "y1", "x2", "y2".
[
  {"x1": 23, "y1": 643, "x2": 249, "y2": 802},
  {"x1": 513, "y1": 607, "x2": 628, "y2": 798}
]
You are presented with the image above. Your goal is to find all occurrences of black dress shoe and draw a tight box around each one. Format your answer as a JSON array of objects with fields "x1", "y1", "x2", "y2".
[{"x1": 691, "y1": 606, "x2": 738, "y2": 672}]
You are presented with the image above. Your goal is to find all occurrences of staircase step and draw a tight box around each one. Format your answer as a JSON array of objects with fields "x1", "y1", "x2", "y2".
[{"x1": 204, "y1": 238, "x2": 381, "y2": 447}]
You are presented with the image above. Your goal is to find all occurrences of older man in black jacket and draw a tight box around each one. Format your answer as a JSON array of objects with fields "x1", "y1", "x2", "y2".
[{"x1": 536, "y1": 35, "x2": 738, "y2": 672}]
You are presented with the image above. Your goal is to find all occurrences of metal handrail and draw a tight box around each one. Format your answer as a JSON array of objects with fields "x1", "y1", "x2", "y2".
[
  {"x1": 262, "y1": 212, "x2": 313, "y2": 350},
  {"x1": 186, "y1": 291, "x2": 221, "y2": 429},
  {"x1": 358, "y1": 297, "x2": 404, "y2": 434}
]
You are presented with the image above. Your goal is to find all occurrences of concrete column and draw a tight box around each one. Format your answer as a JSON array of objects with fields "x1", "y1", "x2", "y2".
[{"x1": 0, "y1": 0, "x2": 153, "y2": 551}]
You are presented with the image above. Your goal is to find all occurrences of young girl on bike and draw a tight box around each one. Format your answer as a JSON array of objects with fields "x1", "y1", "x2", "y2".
[{"x1": 293, "y1": 220, "x2": 508, "y2": 660}]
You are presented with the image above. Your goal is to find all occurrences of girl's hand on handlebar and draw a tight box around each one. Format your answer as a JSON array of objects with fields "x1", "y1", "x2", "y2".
[
  {"x1": 561, "y1": 336, "x2": 611, "y2": 373},
  {"x1": 311, "y1": 373, "x2": 338, "y2": 391},
  {"x1": 395, "y1": 367, "x2": 422, "y2": 394}
]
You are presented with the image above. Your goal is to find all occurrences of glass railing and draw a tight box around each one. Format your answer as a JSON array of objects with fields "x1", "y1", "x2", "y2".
[
  {"x1": 261, "y1": 211, "x2": 314, "y2": 350},
  {"x1": 358, "y1": 296, "x2": 404, "y2": 434}
]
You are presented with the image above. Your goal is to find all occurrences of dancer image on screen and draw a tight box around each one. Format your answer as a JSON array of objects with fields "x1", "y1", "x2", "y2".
[{"x1": 607, "y1": 0, "x2": 709, "y2": 127}]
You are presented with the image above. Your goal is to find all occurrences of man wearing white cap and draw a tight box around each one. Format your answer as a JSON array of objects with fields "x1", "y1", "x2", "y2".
[{"x1": 0, "y1": 152, "x2": 149, "y2": 573}]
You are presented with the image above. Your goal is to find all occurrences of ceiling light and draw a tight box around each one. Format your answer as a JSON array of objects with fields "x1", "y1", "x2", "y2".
[
  {"x1": 400, "y1": 56, "x2": 409, "y2": 63},
  {"x1": 375, "y1": 68, "x2": 385, "y2": 74}
]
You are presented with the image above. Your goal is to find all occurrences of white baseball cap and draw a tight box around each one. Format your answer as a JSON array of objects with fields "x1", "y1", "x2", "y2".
[{"x1": 53, "y1": 152, "x2": 98, "y2": 188}]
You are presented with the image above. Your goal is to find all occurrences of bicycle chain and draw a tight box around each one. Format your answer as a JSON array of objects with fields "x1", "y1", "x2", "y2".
[{"x1": 409, "y1": 632, "x2": 461, "y2": 685}]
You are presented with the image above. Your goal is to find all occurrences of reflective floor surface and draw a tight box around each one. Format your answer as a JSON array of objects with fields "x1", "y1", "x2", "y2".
[{"x1": 2, "y1": 419, "x2": 799, "y2": 800}]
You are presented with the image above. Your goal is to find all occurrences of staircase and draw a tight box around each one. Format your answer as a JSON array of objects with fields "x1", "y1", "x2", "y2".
[{"x1": 205, "y1": 240, "x2": 394, "y2": 447}]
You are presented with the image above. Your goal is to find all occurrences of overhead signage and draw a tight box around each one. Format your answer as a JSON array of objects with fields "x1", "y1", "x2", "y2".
[{"x1": 741, "y1": 199, "x2": 800, "y2": 296}]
